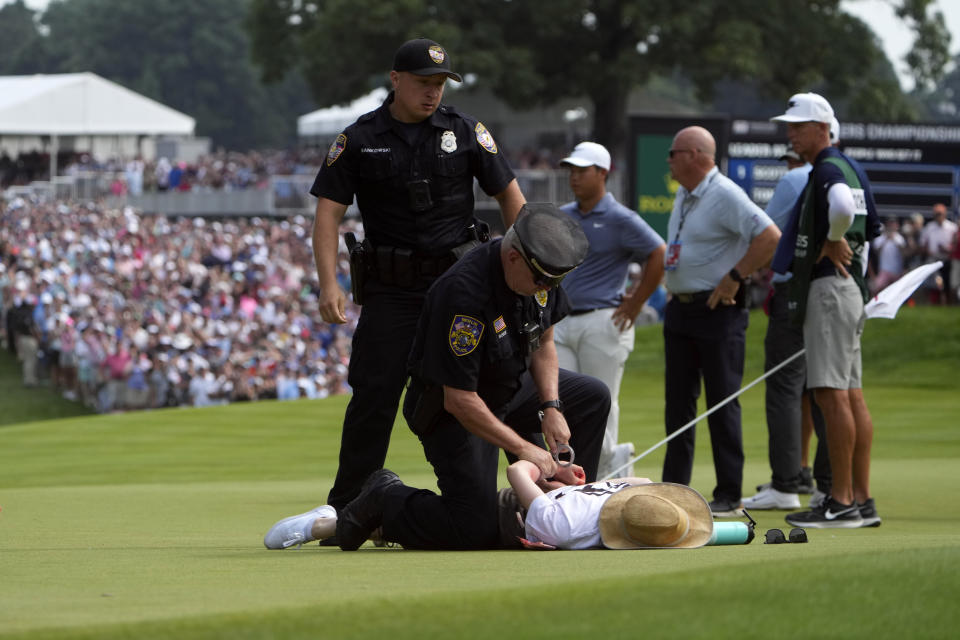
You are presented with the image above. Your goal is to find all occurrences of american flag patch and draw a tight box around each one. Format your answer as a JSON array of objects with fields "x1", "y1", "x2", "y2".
[{"x1": 494, "y1": 316, "x2": 506, "y2": 333}]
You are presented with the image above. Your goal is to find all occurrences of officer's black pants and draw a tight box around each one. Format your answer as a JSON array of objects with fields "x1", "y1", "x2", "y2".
[
  {"x1": 381, "y1": 369, "x2": 609, "y2": 550},
  {"x1": 326, "y1": 281, "x2": 430, "y2": 510},
  {"x1": 662, "y1": 298, "x2": 747, "y2": 504}
]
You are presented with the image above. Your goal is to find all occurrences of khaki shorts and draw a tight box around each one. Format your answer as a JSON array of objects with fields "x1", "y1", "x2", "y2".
[{"x1": 804, "y1": 276, "x2": 865, "y2": 390}]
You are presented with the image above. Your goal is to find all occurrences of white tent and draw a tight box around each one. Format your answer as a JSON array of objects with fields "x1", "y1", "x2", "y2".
[
  {"x1": 0, "y1": 72, "x2": 195, "y2": 177},
  {"x1": 0, "y1": 72, "x2": 194, "y2": 136},
  {"x1": 297, "y1": 88, "x2": 388, "y2": 138}
]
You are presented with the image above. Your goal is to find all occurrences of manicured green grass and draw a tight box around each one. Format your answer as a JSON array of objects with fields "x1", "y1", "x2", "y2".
[{"x1": 1, "y1": 307, "x2": 958, "y2": 639}]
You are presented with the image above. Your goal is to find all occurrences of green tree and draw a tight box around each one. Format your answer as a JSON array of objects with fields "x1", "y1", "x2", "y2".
[
  {"x1": 0, "y1": 0, "x2": 42, "y2": 75},
  {"x1": 17, "y1": 0, "x2": 313, "y2": 150},
  {"x1": 247, "y1": 0, "x2": 950, "y2": 160}
]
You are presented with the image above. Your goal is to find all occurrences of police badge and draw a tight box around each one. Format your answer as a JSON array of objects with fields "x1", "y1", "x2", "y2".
[
  {"x1": 448, "y1": 314, "x2": 484, "y2": 356},
  {"x1": 440, "y1": 130, "x2": 457, "y2": 153},
  {"x1": 535, "y1": 290, "x2": 549, "y2": 307}
]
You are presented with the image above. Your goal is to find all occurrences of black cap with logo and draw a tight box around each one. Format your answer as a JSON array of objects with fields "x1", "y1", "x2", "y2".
[{"x1": 392, "y1": 38, "x2": 463, "y2": 82}]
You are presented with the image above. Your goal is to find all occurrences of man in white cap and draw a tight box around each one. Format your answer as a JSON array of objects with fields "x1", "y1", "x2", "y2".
[
  {"x1": 769, "y1": 92, "x2": 880, "y2": 528},
  {"x1": 554, "y1": 141, "x2": 666, "y2": 479}
]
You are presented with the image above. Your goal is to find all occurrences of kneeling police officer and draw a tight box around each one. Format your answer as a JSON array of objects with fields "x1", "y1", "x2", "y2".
[{"x1": 336, "y1": 203, "x2": 610, "y2": 550}]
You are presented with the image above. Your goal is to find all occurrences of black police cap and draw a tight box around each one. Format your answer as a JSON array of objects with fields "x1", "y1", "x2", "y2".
[
  {"x1": 512, "y1": 203, "x2": 589, "y2": 277},
  {"x1": 393, "y1": 38, "x2": 463, "y2": 82}
]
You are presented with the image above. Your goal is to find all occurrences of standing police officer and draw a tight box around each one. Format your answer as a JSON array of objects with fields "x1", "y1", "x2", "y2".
[
  {"x1": 309, "y1": 38, "x2": 526, "y2": 524},
  {"x1": 335, "y1": 203, "x2": 609, "y2": 550}
]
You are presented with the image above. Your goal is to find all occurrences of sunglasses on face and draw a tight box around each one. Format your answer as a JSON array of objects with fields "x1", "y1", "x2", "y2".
[{"x1": 518, "y1": 249, "x2": 565, "y2": 288}]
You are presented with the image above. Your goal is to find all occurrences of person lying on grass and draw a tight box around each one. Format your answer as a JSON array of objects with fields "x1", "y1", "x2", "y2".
[
  {"x1": 264, "y1": 463, "x2": 588, "y2": 550},
  {"x1": 500, "y1": 460, "x2": 713, "y2": 550}
]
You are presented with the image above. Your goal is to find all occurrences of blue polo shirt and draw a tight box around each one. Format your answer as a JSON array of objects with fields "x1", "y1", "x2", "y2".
[
  {"x1": 764, "y1": 164, "x2": 811, "y2": 283},
  {"x1": 559, "y1": 192, "x2": 665, "y2": 310}
]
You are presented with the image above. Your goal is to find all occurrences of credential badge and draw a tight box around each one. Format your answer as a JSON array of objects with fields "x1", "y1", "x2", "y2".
[
  {"x1": 535, "y1": 290, "x2": 548, "y2": 307},
  {"x1": 449, "y1": 314, "x2": 484, "y2": 356},
  {"x1": 440, "y1": 130, "x2": 457, "y2": 153}
]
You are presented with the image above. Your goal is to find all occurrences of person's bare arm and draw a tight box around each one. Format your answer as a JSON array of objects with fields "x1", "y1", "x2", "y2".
[
  {"x1": 527, "y1": 326, "x2": 570, "y2": 454},
  {"x1": 444, "y1": 386, "x2": 557, "y2": 480},
  {"x1": 492, "y1": 179, "x2": 526, "y2": 229},
  {"x1": 708, "y1": 224, "x2": 781, "y2": 309},
  {"x1": 612, "y1": 244, "x2": 666, "y2": 330},
  {"x1": 507, "y1": 460, "x2": 546, "y2": 510},
  {"x1": 311, "y1": 197, "x2": 350, "y2": 323}
]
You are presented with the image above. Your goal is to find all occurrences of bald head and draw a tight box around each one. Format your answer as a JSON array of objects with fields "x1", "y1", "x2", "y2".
[{"x1": 669, "y1": 126, "x2": 717, "y2": 190}]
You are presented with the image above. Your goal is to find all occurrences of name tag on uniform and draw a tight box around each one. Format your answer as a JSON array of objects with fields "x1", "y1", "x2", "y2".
[
  {"x1": 665, "y1": 241, "x2": 682, "y2": 271},
  {"x1": 851, "y1": 188, "x2": 867, "y2": 216}
]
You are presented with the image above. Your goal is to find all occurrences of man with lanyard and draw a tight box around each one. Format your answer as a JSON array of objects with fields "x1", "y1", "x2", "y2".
[
  {"x1": 661, "y1": 126, "x2": 780, "y2": 517},
  {"x1": 307, "y1": 38, "x2": 526, "y2": 536},
  {"x1": 770, "y1": 92, "x2": 880, "y2": 528},
  {"x1": 554, "y1": 141, "x2": 666, "y2": 479}
]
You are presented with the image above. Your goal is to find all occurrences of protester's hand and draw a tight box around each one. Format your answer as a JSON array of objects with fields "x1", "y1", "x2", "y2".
[
  {"x1": 707, "y1": 274, "x2": 740, "y2": 310},
  {"x1": 818, "y1": 238, "x2": 852, "y2": 278},
  {"x1": 318, "y1": 287, "x2": 347, "y2": 324},
  {"x1": 550, "y1": 464, "x2": 586, "y2": 486},
  {"x1": 540, "y1": 410, "x2": 571, "y2": 456}
]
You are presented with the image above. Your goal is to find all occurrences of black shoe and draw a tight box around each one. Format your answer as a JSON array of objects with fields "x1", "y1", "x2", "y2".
[
  {"x1": 797, "y1": 467, "x2": 815, "y2": 494},
  {"x1": 709, "y1": 498, "x2": 742, "y2": 518},
  {"x1": 785, "y1": 496, "x2": 863, "y2": 529},
  {"x1": 858, "y1": 498, "x2": 882, "y2": 527},
  {"x1": 336, "y1": 469, "x2": 402, "y2": 551}
]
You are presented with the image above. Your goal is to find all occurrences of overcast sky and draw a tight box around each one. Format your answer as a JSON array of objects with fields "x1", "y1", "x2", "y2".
[{"x1": 4, "y1": 0, "x2": 959, "y2": 91}]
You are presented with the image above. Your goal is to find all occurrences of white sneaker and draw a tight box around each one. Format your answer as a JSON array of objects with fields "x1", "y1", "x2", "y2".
[
  {"x1": 263, "y1": 504, "x2": 336, "y2": 549},
  {"x1": 742, "y1": 486, "x2": 801, "y2": 510},
  {"x1": 809, "y1": 489, "x2": 827, "y2": 509}
]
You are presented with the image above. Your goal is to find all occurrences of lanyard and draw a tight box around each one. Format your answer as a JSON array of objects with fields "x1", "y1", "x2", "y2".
[{"x1": 671, "y1": 171, "x2": 718, "y2": 245}]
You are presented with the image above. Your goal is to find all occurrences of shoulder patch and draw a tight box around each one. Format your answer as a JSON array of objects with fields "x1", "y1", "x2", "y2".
[
  {"x1": 535, "y1": 290, "x2": 548, "y2": 307},
  {"x1": 326, "y1": 134, "x2": 347, "y2": 166},
  {"x1": 449, "y1": 314, "x2": 485, "y2": 356},
  {"x1": 475, "y1": 122, "x2": 498, "y2": 154}
]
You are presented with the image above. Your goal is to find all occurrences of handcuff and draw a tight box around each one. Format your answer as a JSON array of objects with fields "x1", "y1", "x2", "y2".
[{"x1": 551, "y1": 443, "x2": 575, "y2": 468}]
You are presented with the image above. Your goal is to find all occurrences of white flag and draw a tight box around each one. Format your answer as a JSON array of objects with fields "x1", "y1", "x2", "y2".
[{"x1": 864, "y1": 261, "x2": 943, "y2": 319}]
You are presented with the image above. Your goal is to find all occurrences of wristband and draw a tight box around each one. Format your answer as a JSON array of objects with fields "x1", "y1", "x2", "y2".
[
  {"x1": 537, "y1": 399, "x2": 563, "y2": 421},
  {"x1": 728, "y1": 267, "x2": 744, "y2": 284}
]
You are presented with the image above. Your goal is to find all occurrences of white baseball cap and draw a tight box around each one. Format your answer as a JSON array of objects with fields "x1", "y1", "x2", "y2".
[
  {"x1": 771, "y1": 92, "x2": 834, "y2": 124},
  {"x1": 561, "y1": 141, "x2": 611, "y2": 171},
  {"x1": 830, "y1": 116, "x2": 840, "y2": 144}
]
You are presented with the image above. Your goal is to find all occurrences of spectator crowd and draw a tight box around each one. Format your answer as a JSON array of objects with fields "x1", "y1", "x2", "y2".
[{"x1": 1, "y1": 197, "x2": 361, "y2": 412}]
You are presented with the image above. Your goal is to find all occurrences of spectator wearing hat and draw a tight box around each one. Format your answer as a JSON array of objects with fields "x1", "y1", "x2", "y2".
[
  {"x1": 770, "y1": 92, "x2": 880, "y2": 528},
  {"x1": 553, "y1": 141, "x2": 665, "y2": 479},
  {"x1": 307, "y1": 37, "x2": 527, "y2": 527},
  {"x1": 264, "y1": 204, "x2": 609, "y2": 551},
  {"x1": 661, "y1": 126, "x2": 780, "y2": 517},
  {"x1": 743, "y1": 147, "x2": 828, "y2": 512}
]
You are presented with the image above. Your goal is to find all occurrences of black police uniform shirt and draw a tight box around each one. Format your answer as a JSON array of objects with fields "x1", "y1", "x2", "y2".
[
  {"x1": 408, "y1": 239, "x2": 571, "y2": 415},
  {"x1": 310, "y1": 91, "x2": 516, "y2": 255}
]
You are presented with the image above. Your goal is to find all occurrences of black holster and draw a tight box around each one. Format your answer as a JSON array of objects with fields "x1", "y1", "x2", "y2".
[
  {"x1": 345, "y1": 232, "x2": 371, "y2": 305},
  {"x1": 403, "y1": 375, "x2": 445, "y2": 437}
]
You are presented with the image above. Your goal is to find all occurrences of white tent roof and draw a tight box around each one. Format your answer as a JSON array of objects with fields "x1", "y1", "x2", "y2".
[
  {"x1": 297, "y1": 88, "x2": 388, "y2": 137},
  {"x1": 0, "y1": 72, "x2": 195, "y2": 136}
]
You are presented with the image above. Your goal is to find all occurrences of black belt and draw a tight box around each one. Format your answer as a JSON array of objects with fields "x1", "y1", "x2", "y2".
[
  {"x1": 672, "y1": 291, "x2": 712, "y2": 304},
  {"x1": 812, "y1": 264, "x2": 837, "y2": 280},
  {"x1": 569, "y1": 308, "x2": 607, "y2": 316}
]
